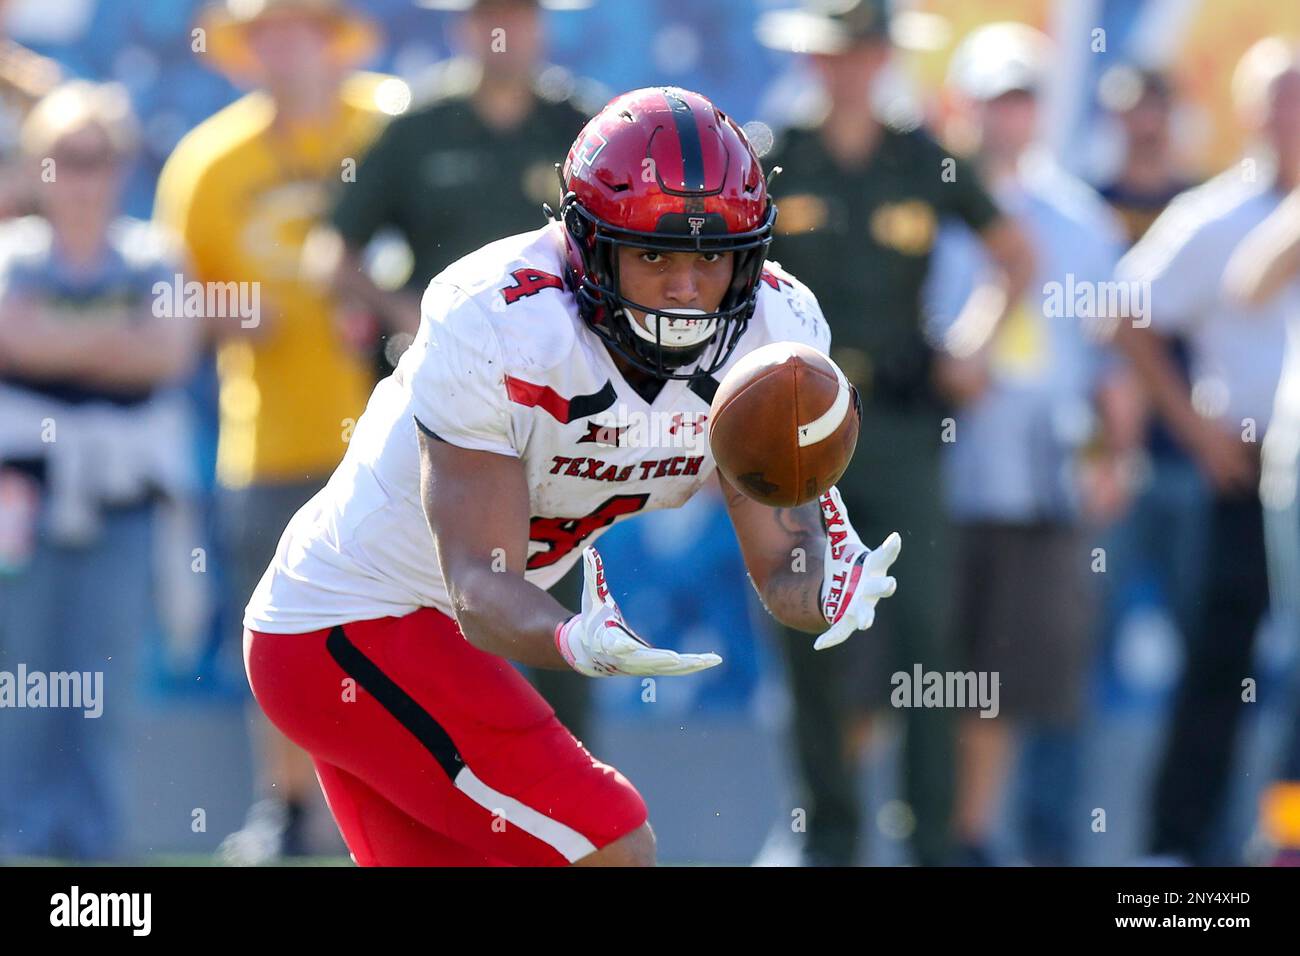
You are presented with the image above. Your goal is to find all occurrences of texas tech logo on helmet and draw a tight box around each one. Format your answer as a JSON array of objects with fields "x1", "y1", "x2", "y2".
[{"x1": 573, "y1": 129, "x2": 608, "y2": 170}]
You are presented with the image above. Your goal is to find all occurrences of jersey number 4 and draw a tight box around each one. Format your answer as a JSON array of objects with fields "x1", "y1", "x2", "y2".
[
  {"x1": 501, "y1": 268, "x2": 565, "y2": 305},
  {"x1": 527, "y1": 494, "x2": 649, "y2": 570}
]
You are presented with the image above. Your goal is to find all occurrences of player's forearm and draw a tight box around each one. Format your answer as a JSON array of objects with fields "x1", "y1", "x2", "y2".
[
  {"x1": 445, "y1": 565, "x2": 574, "y2": 669},
  {"x1": 725, "y1": 484, "x2": 830, "y2": 633},
  {"x1": 419, "y1": 431, "x2": 574, "y2": 670},
  {"x1": 753, "y1": 511, "x2": 831, "y2": 633},
  {"x1": 756, "y1": 563, "x2": 828, "y2": 634}
]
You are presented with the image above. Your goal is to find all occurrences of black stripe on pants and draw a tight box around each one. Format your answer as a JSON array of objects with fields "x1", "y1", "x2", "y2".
[{"x1": 325, "y1": 625, "x2": 465, "y2": 780}]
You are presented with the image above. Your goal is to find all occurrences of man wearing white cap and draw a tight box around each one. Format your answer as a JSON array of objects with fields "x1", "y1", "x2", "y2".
[{"x1": 929, "y1": 22, "x2": 1131, "y2": 866}]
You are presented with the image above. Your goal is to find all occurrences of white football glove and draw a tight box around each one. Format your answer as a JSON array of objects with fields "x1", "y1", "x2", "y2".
[
  {"x1": 554, "y1": 547, "x2": 724, "y2": 677},
  {"x1": 815, "y1": 486, "x2": 901, "y2": 651}
]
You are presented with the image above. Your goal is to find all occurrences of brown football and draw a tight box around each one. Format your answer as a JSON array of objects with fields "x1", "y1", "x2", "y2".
[{"x1": 709, "y1": 342, "x2": 860, "y2": 507}]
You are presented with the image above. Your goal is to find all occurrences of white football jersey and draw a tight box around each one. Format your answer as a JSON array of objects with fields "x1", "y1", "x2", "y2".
[{"x1": 244, "y1": 223, "x2": 830, "y2": 633}]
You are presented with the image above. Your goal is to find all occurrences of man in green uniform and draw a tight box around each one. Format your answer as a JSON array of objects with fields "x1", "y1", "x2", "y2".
[
  {"x1": 325, "y1": 0, "x2": 598, "y2": 738},
  {"x1": 328, "y1": 0, "x2": 596, "y2": 340},
  {"x1": 757, "y1": 0, "x2": 1033, "y2": 866}
]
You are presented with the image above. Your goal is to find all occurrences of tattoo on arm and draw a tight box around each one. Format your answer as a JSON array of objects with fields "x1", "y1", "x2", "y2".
[
  {"x1": 720, "y1": 474, "x2": 829, "y2": 632},
  {"x1": 762, "y1": 568, "x2": 822, "y2": 630},
  {"x1": 772, "y1": 502, "x2": 824, "y2": 542},
  {"x1": 762, "y1": 500, "x2": 828, "y2": 633}
]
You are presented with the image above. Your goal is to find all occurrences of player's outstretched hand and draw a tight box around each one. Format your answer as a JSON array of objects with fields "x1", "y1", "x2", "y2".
[
  {"x1": 815, "y1": 486, "x2": 901, "y2": 651},
  {"x1": 554, "y1": 547, "x2": 723, "y2": 678}
]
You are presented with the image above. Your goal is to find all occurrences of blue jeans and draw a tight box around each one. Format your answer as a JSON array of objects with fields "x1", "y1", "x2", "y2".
[{"x1": 0, "y1": 502, "x2": 154, "y2": 861}]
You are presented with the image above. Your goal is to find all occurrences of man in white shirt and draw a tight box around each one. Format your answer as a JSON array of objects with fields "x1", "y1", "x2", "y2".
[
  {"x1": 926, "y1": 23, "x2": 1130, "y2": 866},
  {"x1": 1222, "y1": 90, "x2": 1300, "y2": 865},
  {"x1": 1114, "y1": 38, "x2": 1300, "y2": 864}
]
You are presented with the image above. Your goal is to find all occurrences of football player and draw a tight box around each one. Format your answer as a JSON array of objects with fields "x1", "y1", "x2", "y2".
[{"x1": 242, "y1": 86, "x2": 901, "y2": 866}]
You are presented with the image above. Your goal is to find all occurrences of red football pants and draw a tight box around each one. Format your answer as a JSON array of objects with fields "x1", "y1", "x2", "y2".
[{"x1": 244, "y1": 607, "x2": 647, "y2": 866}]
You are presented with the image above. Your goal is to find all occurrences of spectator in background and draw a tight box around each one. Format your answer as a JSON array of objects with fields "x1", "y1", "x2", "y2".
[
  {"x1": 755, "y1": 0, "x2": 1034, "y2": 866},
  {"x1": 0, "y1": 0, "x2": 61, "y2": 219},
  {"x1": 1114, "y1": 37, "x2": 1300, "y2": 865},
  {"x1": 1224, "y1": 156, "x2": 1300, "y2": 866},
  {"x1": 1096, "y1": 66, "x2": 1196, "y2": 248},
  {"x1": 0, "y1": 81, "x2": 198, "y2": 861},
  {"x1": 154, "y1": 0, "x2": 391, "y2": 864},
  {"x1": 322, "y1": 0, "x2": 598, "y2": 740},
  {"x1": 1092, "y1": 65, "x2": 1208, "y2": 719},
  {"x1": 928, "y1": 24, "x2": 1132, "y2": 866},
  {"x1": 326, "y1": 0, "x2": 597, "y2": 357}
]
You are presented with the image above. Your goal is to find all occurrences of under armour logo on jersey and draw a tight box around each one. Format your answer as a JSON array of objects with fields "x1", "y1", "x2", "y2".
[
  {"x1": 688, "y1": 216, "x2": 706, "y2": 236},
  {"x1": 668, "y1": 413, "x2": 707, "y2": 436}
]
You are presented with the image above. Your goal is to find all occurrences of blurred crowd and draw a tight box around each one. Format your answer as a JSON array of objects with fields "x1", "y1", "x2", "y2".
[{"x1": 1, "y1": 0, "x2": 1299, "y2": 868}]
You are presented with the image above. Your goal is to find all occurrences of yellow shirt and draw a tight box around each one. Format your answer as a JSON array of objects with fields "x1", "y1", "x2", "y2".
[{"x1": 155, "y1": 73, "x2": 392, "y2": 487}]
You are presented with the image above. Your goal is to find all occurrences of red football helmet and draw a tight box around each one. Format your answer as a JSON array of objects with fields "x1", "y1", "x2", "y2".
[{"x1": 555, "y1": 87, "x2": 776, "y2": 381}]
